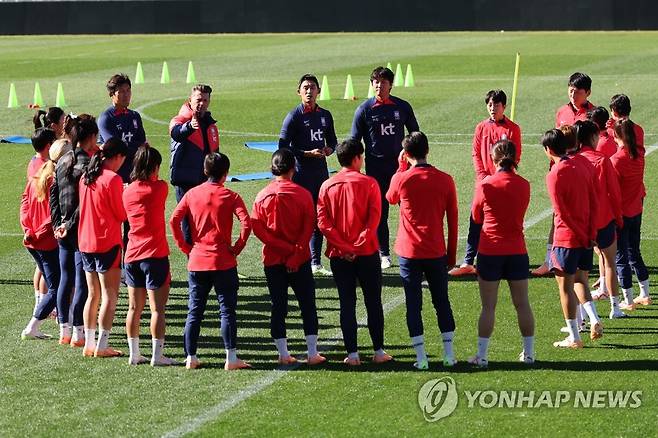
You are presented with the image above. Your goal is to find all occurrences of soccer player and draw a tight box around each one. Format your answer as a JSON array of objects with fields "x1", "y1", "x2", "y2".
[
  {"x1": 351, "y1": 66, "x2": 419, "y2": 270},
  {"x1": 574, "y1": 121, "x2": 625, "y2": 319},
  {"x1": 123, "y1": 145, "x2": 176, "y2": 366},
  {"x1": 534, "y1": 72, "x2": 596, "y2": 276},
  {"x1": 19, "y1": 129, "x2": 61, "y2": 341},
  {"x1": 611, "y1": 119, "x2": 651, "y2": 308},
  {"x1": 467, "y1": 139, "x2": 535, "y2": 368},
  {"x1": 279, "y1": 74, "x2": 337, "y2": 276},
  {"x1": 588, "y1": 107, "x2": 617, "y2": 158},
  {"x1": 98, "y1": 74, "x2": 146, "y2": 184},
  {"x1": 609, "y1": 94, "x2": 644, "y2": 148},
  {"x1": 251, "y1": 148, "x2": 326, "y2": 366},
  {"x1": 542, "y1": 129, "x2": 601, "y2": 349},
  {"x1": 50, "y1": 115, "x2": 98, "y2": 348},
  {"x1": 170, "y1": 84, "x2": 220, "y2": 245},
  {"x1": 449, "y1": 89, "x2": 522, "y2": 276},
  {"x1": 386, "y1": 132, "x2": 458, "y2": 370},
  {"x1": 170, "y1": 153, "x2": 251, "y2": 371},
  {"x1": 317, "y1": 139, "x2": 392, "y2": 366},
  {"x1": 79, "y1": 137, "x2": 128, "y2": 358}
]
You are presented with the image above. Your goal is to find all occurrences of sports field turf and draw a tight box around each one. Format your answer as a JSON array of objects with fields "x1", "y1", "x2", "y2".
[{"x1": 0, "y1": 32, "x2": 657, "y2": 437}]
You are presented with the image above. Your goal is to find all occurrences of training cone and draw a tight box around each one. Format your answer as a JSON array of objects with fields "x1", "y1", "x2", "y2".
[
  {"x1": 7, "y1": 83, "x2": 18, "y2": 108},
  {"x1": 33, "y1": 82, "x2": 44, "y2": 107},
  {"x1": 386, "y1": 62, "x2": 392, "y2": 71},
  {"x1": 404, "y1": 64, "x2": 415, "y2": 87},
  {"x1": 160, "y1": 61, "x2": 170, "y2": 84},
  {"x1": 319, "y1": 75, "x2": 331, "y2": 101},
  {"x1": 186, "y1": 61, "x2": 196, "y2": 84},
  {"x1": 135, "y1": 62, "x2": 144, "y2": 84},
  {"x1": 55, "y1": 82, "x2": 67, "y2": 107},
  {"x1": 367, "y1": 82, "x2": 375, "y2": 98},
  {"x1": 343, "y1": 74, "x2": 355, "y2": 100},
  {"x1": 394, "y1": 64, "x2": 404, "y2": 87}
]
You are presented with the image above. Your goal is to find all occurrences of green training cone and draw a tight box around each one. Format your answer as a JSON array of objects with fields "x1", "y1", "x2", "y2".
[
  {"x1": 186, "y1": 61, "x2": 196, "y2": 84},
  {"x1": 33, "y1": 82, "x2": 44, "y2": 107},
  {"x1": 367, "y1": 82, "x2": 375, "y2": 98},
  {"x1": 7, "y1": 83, "x2": 18, "y2": 108},
  {"x1": 160, "y1": 61, "x2": 170, "y2": 84},
  {"x1": 386, "y1": 62, "x2": 392, "y2": 71},
  {"x1": 319, "y1": 75, "x2": 331, "y2": 101},
  {"x1": 404, "y1": 64, "x2": 415, "y2": 87},
  {"x1": 56, "y1": 82, "x2": 67, "y2": 107},
  {"x1": 135, "y1": 62, "x2": 144, "y2": 84},
  {"x1": 394, "y1": 63, "x2": 404, "y2": 87},
  {"x1": 343, "y1": 74, "x2": 355, "y2": 100}
]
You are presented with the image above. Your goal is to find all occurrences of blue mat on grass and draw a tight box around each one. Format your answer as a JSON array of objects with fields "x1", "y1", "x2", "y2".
[
  {"x1": 1, "y1": 135, "x2": 31, "y2": 144},
  {"x1": 245, "y1": 141, "x2": 278, "y2": 152},
  {"x1": 228, "y1": 171, "x2": 273, "y2": 182}
]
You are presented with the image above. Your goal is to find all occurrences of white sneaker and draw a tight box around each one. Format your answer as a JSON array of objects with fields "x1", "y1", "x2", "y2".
[
  {"x1": 151, "y1": 355, "x2": 179, "y2": 367},
  {"x1": 467, "y1": 355, "x2": 488, "y2": 369},
  {"x1": 609, "y1": 309, "x2": 628, "y2": 319},
  {"x1": 128, "y1": 355, "x2": 149, "y2": 365},
  {"x1": 518, "y1": 351, "x2": 535, "y2": 364},
  {"x1": 443, "y1": 356, "x2": 457, "y2": 367},
  {"x1": 591, "y1": 288, "x2": 609, "y2": 301},
  {"x1": 311, "y1": 265, "x2": 332, "y2": 276},
  {"x1": 21, "y1": 328, "x2": 52, "y2": 340},
  {"x1": 559, "y1": 323, "x2": 588, "y2": 334},
  {"x1": 380, "y1": 256, "x2": 392, "y2": 270}
]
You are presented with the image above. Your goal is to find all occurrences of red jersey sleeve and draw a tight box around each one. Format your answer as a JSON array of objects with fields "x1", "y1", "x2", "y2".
[
  {"x1": 19, "y1": 182, "x2": 30, "y2": 235},
  {"x1": 446, "y1": 176, "x2": 458, "y2": 267},
  {"x1": 385, "y1": 172, "x2": 402, "y2": 205},
  {"x1": 354, "y1": 178, "x2": 381, "y2": 250},
  {"x1": 109, "y1": 176, "x2": 127, "y2": 224},
  {"x1": 603, "y1": 157, "x2": 623, "y2": 228},
  {"x1": 169, "y1": 196, "x2": 192, "y2": 255},
  {"x1": 287, "y1": 192, "x2": 316, "y2": 270},
  {"x1": 231, "y1": 194, "x2": 251, "y2": 256},
  {"x1": 317, "y1": 184, "x2": 356, "y2": 255},
  {"x1": 471, "y1": 180, "x2": 485, "y2": 225},
  {"x1": 472, "y1": 124, "x2": 488, "y2": 181},
  {"x1": 512, "y1": 123, "x2": 522, "y2": 164}
]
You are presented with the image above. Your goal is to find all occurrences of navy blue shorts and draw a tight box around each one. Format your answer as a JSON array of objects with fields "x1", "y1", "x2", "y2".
[
  {"x1": 125, "y1": 257, "x2": 171, "y2": 290},
  {"x1": 596, "y1": 220, "x2": 616, "y2": 250},
  {"x1": 81, "y1": 245, "x2": 121, "y2": 273},
  {"x1": 549, "y1": 247, "x2": 593, "y2": 275},
  {"x1": 477, "y1": 253, "x2": 529, "y2": 281}
]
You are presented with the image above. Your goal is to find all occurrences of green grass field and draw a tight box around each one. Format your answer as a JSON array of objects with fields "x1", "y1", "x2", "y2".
[{"x1": 1, "y1": 32, "x2": 657, "y2": 437}]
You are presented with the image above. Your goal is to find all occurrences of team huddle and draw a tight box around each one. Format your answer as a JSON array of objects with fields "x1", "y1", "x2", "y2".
[{"x1": 18, "y1": 68, "x2": 650, "y2": 370}]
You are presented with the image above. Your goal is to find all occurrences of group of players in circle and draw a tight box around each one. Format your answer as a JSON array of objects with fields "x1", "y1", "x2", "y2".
[{"x1": 18, "y1": 67, "x2": 650, "y2": 370}]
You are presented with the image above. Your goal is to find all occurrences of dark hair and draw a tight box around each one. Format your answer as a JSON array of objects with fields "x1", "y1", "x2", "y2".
[
  {"x1": 297, "y1": 74, "x2": 319, "y2": 90},
  {"x1": 130, "y1": 144, "x2": 162, "y2": 182},
  {"x1": 485, "y1": 89, "x2": 507, "y2": 106},
  {"x1": 31, "y1": 127, "x2": 57, "y2": 153},
  {"x1": 204, "y1": 152, "x2": 230, "y2": 179},
  {"x1": 84, "y1": 137, "x2": 128, "y2": 185},
  {"x1": 107, "y1": 74, "x2": 131, "y2": 96},
  {"x1": 610, "y1": 94, "x2": 631, "y2": 117},
  {"x1": 568, "y1": 72, "x2": 592, "y2": 91},
  {"x1": 336, "y1": 138, "x2": 364, "y2": 167},
  {"x1": 402, "y1": 131, "x2": 429, "y2": 159},
  {"x1": 491, "y1": 140, "x2": 517, "y2": 170},
  {"x1": 33, "y1": 107, "x2": 64, "y2": 130},
  {"x1": 575, "y1": 120, "x2": 599, "y2": 148},
  {"x1": 541, "y1": 129, "x2": 568, "y2": 156},
  {"x1": 588, "y1": 106, "x2": 609, "y2": 130},
  {"x1": 192, "y1": 84, "x2": 213, "y2": 95},
  {"x1": 370, "y1": 66, "x2": 394, "y2": 84},
  {"x1": 271, "y1": 148, "x2": 295, "y2": 176},
  {"x1": 614, "y1": 119, "x2": 639, "y2": 160},
  {"x1": 559, "y1": 124, "x2": 578, "y2": 152},
  {"x1": 62, "y1": 114, "x2": 98, "y2": 179},
  {"x1": 63, "y1": 113, "x2": 77, "y2": 139}
]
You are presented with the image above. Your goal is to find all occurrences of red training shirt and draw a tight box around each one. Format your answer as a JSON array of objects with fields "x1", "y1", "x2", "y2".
[
  {"x1": 317, "y1": 168, "x2": 381, "y2": 258},
  {"x1": 27, "y1": 155, "x2": 47, "y2": 180},
  {"x1": 251, "y1": 179, "x2": 315, "y2": 269},
  {"x1": 386, "y1": 163, "x2": 458, "y2": 265},
  {"x1": 170, "y1": 181, "x2": 251, "y2": 271},
  {"x1": 20, "y1": 178, "x2": 57, "y2": 251},
  {"x1": 610, "y1": 146, "x2": 645, "y2": 218},
  {"x1": 596, "y1": 128, "x2": 617, "y2": 158},
  {"x1": 472, "y1": 117, "x2": 522, "y2": 181},
  {"x1": 78, "y1": 168, "x2": 127, "y2": 253},
  {"x1": 578, "y1": 146, "x2": 623, "y2": 230},
  {"x1": 122, "y1": 179, "x2": 170, "y2": 263},
  {"x1": 555, "y1": 101, "x2": 595, "y2": 128},
  {"x1": 472, "y1": 169, "x2": 530, "y2": 256}
]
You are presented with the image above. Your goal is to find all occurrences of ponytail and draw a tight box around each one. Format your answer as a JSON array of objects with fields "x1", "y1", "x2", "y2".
[
  {"x1": 33, "y1": 110, "x2": 47, "y2": 129},
  {"x1": 64, "y1": 114, "x2": 98, "y2": 179},
  {"x1": 35, "y1": 161, "x2": 55, "y2": 201},
  {"x1": 491, "y1": 139, "x2": 517, "y2": 171},
  {"x1": 33, "y1": 107, "x2": 64, "y2": 132},
  {"x1": 614, "y1": 119, "x2": 639, "y2": 159},
  {"x1": 84, "y1": 137, "x2": 128, "y2": 185}
]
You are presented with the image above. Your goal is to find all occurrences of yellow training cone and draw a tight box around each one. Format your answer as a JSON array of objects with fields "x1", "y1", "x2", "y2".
[
  {"x1": 404, "y1": 64, "x2": 415, "y2": 87},
  {"x1": 343, "y1": 74, "x2": 355, "y2": 100},
  {"x1": 56, "y1": 82, "x2": 67, "y2": 107},
  {"x1": 394, "y1": 64, "x2": 404, "y2": 87},
  {"x1": 7, "y1": 83, "x2": 18, "y2": 108},
  {"x1": 160, "y1": 61, "x2": 170, "y2": 84},
  {"x1": 186, "y1": 61, "x2": 196, "y2": 84},
  {"x1": 319, "y1": 75, "x2": 331, "y2": 101},
  {"x1": 33, "y1": 82, "x2": 44, "y2": 107},
  {"x1": 135, "y1": 62, "x2": 144, "y2": 84}
]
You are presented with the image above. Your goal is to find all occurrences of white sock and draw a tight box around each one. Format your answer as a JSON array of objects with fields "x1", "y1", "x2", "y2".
[
  {"x1": 305, "y1": 335, "x2": 318, "y2": 357},
  {"x1": 442, "y1": 331, "x2": 455, "y2": 359},
  {"x1": 97, "y1": 329, "x2": 111, "y2": 351},
  {"x1": 25, "y1": 317, "x2": 43, "y2": 333},
  {"x1": 226, "y1": 348, "x2": 238, "y2": 363},
  {"x1": 33, "y1": 290, "x2": 40, "y2": 314},
  {"x1": 477, "y1": 337, "x2": 489, "y2": 360},
  {"x1": 566, "y1": 319, "x2": 581, "y2": 342},
  {"x1": 84, "y1": 328, "x2": 96, "y2": 350},
  {"x1": 411, "y1": 335, "x2": 427, "y2": 363},
  {"x1": 622, "y1": 288, "x2": 634, "y2": 305},
  {"x1": 274, "y1": 338, "x2": 289, "y2": 358},
  {"x1": 579, "y1": 304, "x2": 588, "y2": 323},
  {"x1": 610, "y1": 295, "x2": 620, "y2": 312},
  {"x1": 348, "y1": 352, "x2": 359, "y2": 360},
  {"x1": 582, "y1": 301, "x2": 601, "y2": 325},
  {"x1": 127, "y1": 337, "x2": 140, "y2": 359},
  {"x1": 522, "y1": 336, "x2": 534, "y2": 358},
  {"x1": 186, "y1": 354, "x2": 198, "y2": 364},
  {"x1": 599, "y1": 276, "x2": 607, "y2": 292},
  {"x1": 59, "y1": 323, "x2": 71, "y2": 339},
  {"x1": 374, "y1": 348, "x2": 386, "y2": 357},
  {"x1": 576, "y1": 305, "x2": 584, "y2": 326},
  {"x1": 639, "y1": 279, "x2": 650, "y2": 298},
  {"x1": 152, "y1": 338, "x2": 164, "y2": 361}
]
